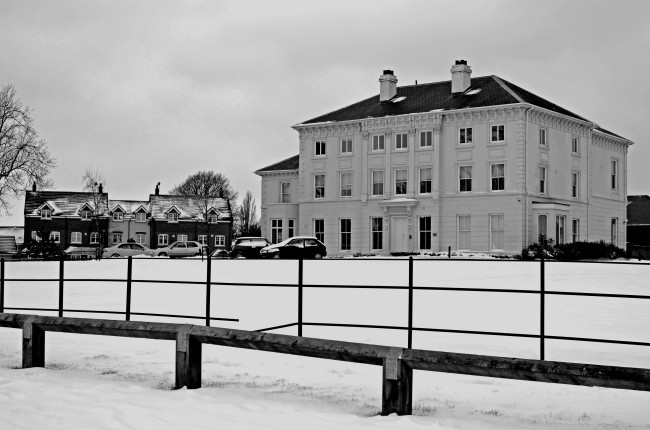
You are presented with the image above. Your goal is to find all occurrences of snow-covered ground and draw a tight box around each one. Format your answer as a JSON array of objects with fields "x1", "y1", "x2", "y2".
[{"x1": 1, "y1": 258, "x2": 649, "y2": 429}]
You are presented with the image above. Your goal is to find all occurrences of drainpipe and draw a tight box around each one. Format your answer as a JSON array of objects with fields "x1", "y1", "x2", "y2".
[{"x1": 523, "y1": 107, "x2": 531, "y2": 249}]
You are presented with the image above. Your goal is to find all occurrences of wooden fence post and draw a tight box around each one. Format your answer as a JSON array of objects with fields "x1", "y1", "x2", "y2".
[
  {"x1": 22, "y1": 316, "x2": 45, "y2": 368},
  {"x1": 175, "y1": 325, "x2": 202, "y2": 389},
  {"x1": 381, "y1": 347, "x2": 412, "y2": 415}
]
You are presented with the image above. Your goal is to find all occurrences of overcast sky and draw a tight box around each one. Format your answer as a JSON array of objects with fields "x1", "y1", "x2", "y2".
[{"x1": 1, "y1": 0, "x2": 649, "y2": 226}]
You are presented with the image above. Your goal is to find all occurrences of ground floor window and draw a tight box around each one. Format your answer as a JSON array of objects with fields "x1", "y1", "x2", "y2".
[
  {"x1": 90, "y1": 232, "x2": 99, "y2": 244},
  {"x1": 556, "y1": 215, "x2": 566, "y2": 245},
  {"x1": 49, "y1": 231, "x2": 60, "y2": 243},
  {"x1": 215, "y1": 235, "x2": 225, "y2": 247},
  {"x1": 611, "y1": 218, "x2": 618, "y2": 245},
  {"x1": 419, "y1": 216, "x2": 431, "y2": 250},
  {"x1": 271, "y1": 219, "x2": 282, "y2": 244},
  {"x1": 371, "y1": 217, "x2": 383, "y2": 250},
  {"x1": 288, "y1": 219, "x2": 295, "y2": 238},
  {"x1": 71, "y1": 232, "x2": 82, "y2": 244},
  {"x1": 136, "y1": 233, "x2": 146, "y2": 245},
  {"x1": 158, "y1": 234, "x2": 168, "y2": 246},
  {"x1": 314, "y1": 219, "x2": 324, "y2": 243},
  {"x1": 340, "y1": 218, "x2": 351, "y2": 251},
  {"x1": 538, "y1": 214, "x2": 547, "y2": 240},
  {"x1": 198, "y1": 235, "x2": 207, "y2": 246},
  {"x1": 31, "y1": 231, "x2": 40, "y2": 241},
  {"x1": 458, "y1": 215, "x2": 471, "y2": 250},
  {"x1": 490, "y1": 214, "x2": 504, "y2": 250},
  {"x1": 177, "y1": 234, "x2": 187, "y2": 242},
  {"x1": 112, "y1": 232, "x2": 122, "y2": 244},
  {"x1": 572, "y1": 219, "x2": 580, "y2": 243}
]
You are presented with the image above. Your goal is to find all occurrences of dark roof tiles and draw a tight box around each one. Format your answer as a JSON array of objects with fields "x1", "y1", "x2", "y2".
[
  {"x1": 149, "y1": 194, "x2": 232, "y2": 221},
  {"x1": 25, "y1": 191, "x2": 109, "y2": 217},
  {"x1": 256, "y1": 155, "x2": 300, "y2": 173}
]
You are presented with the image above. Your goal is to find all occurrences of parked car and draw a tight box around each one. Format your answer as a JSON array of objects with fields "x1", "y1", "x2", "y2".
[
  {"x1": 259, "y1": 236, "x2": 327, "y2": 259},
  {"x1": 229, "y1": 237, "x2": 271, "y2": 259},
  {"x1": 102, "y1": 243, "x2": 155, "y2": 258},
  {"x1": 154, "y1": 241, "x2": 205, "y2": 258},
  {"x1": 210, "y1": 247, "x2": 230, "y2": 259}
]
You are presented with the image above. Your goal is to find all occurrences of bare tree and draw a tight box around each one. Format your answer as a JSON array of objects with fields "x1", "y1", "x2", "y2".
[
  {"x1": 0, "y1": 84, "x2": 56, "y2": 214},
  {"x1": 170, "y1": 171, "x2": 237, "y2": 253},
  {"x1": 236, "y1": 191, "x2": 260, "y2": 237},
  {"x1": 81, "y1": 167, "x2": 108, "y2": 258}
]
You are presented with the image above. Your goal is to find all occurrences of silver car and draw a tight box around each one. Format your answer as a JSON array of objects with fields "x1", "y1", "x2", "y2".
[
  {"x1": 154, "y1": 241, "x2": 205, "y2": 258},
  {"x1": 102, "y1": 243, "x2": 155, "y2": 258}
]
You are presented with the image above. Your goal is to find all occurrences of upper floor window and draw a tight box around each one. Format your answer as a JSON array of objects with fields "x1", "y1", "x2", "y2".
[
  {"x1": 113, "y1": 211, "x2": 124, "y2": 222},
  {"x1": 459, "y1": 127, "x2": 472, "y2": 145},
  {"x1": 572, "y1": 137, "x2": 579, "y2": 154},
  {"x1": 81, "y1": 209, "x2": 92, "y2": 220},
  {"x1": 314, "y1": 174, "x2": 325, "y2": 199},
  {"x1": 340, "y1": 172, "x2": 352, "y2": 198},
  {"x1": 539, "y1": 166, "x2": 547, "y2": 194},
  {"x1": 419, "y1": 168, "x2": 432, "y2": 194},
  {"x1": 314, "y1": 140, "x2": 326, "y2": 157},
  {"x1": 491, "y1": 163, "x2": 505, "y2": 191},
  {"x1": 41, "y1": 208, "x2": 51, "y2": 219},
  {"x1": 371, "y1": 170, "x2": 384, "y2": 196},
  {"x1": 281, "y1": 182, "x2": 291, "y2": 203},
  {"x1": 539, "y1": 128, "x2": 547, "y2": 147},
  {"x1": 207, "y1": 213, "x2": 219, "y2": 224},
  {"x1": 372, "y1": 135, "x2": 385, "y2": 152},
  {"x1": 340, "y1": 138, "x2": 352, "y2": 154},
  {"x1": 491, "y1": 124, "x2": 505, "y2": 142},
  {"x1": 395, "y1": 132, "x2": 408, "y2": 150},
  {"x1": 611, "y1": 160, "x2": 618, "y2": 190},
  {"x1": 419, "y1": 131, "x2": 432, "y2": 148},
  {"x1": 459, "y1": 165, "x2": 472, "y2": 192},
  {"x1": 168, "y1": 211, "x2": 179, "y2": 223},
  {"x1": 395, "y1": 169, "x2": 407, "y2": 195},
  {"x1": 571, "y1": 172, "x2": 579, "y2": 198},
  {"x1": 135, "y1": 212, "x2": 147, "y2": 222}
]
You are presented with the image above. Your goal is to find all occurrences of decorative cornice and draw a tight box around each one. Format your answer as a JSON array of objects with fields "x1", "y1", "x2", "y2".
[
  {"x1": 297, "y1": 123, "x2": 360, "y2": 139},
  {"x1": 592, "y1": 133, "x2": 628, "y2": 153},
  {"x1": 442, "y1": 106, "x2": 526, "y2": 126},
  {"x1": 528, "y1": 108, "x2": 590, "y2": 137}
]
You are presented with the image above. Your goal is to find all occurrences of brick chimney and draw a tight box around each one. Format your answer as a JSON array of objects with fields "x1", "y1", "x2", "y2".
[
  {"x1": 450, "y1": 60, "x2": 472, "y2": 93},
  {"x1": 379, "y1": 70, "x2": 398, "y2": 101},
  {"x1": 98, "y1": 183, "x2": 103, "y2": 194},
  {"x1": 155, "y1": 182, "x2": 160, "y2": 196},
  {"x1": 32, "y1": 181, "x2": 36, "y2": 192}
]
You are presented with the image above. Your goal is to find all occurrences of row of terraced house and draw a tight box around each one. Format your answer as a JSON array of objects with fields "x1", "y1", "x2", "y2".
[{"x1": 23, "y1": 183, "x2": 233, "y2": 251}]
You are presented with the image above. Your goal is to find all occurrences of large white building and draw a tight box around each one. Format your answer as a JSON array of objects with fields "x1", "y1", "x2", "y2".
[{"x1": 256, "y1": 61, "x2": 633, "y2": 255}]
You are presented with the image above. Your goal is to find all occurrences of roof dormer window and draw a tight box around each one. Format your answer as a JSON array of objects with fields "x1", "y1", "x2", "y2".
[
  {"x1": 41, "y1": 208, "x2": 51, "y2": 219},
  {"x1": 207, "y1": 211, "x2": 219, "y2": 224},
  {"x1": 135, "y1": 211, "x2": 147, "y2": 222},
  {"x1": 168, "y1": 211, "x2": 179, "y2": 223},
  {"x1": 81, "y1": 209, "x2": 92, "y2": 220},
  {"x1": 113, "y1": 210, "x2": 124, "y2": 221}
]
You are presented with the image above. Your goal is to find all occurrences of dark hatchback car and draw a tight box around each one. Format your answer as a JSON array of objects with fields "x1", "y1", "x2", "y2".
[
  {"x1": 259, "y1": 236, "x2": 327, "y2": 259},
  {"x1": 229, "y1": 237, "x2": 271, "y2": 259}
]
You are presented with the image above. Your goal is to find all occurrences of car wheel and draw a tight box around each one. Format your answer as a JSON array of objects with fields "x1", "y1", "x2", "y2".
[
  {"x1": 314, "y1": 253, "x2": 323, "y2": 259},
  {"x1": 158, "y1": 252, "x2": 168, "y2": 257},
  {"x1": 231, "y1": 251, "x2": 241, "y2": 259},
  {"x1": 272, "y1": 254, "x2": 280, "y2": 259},
  {"x1": 111, "y1": 253, "x2": 120, "y2": 258}
]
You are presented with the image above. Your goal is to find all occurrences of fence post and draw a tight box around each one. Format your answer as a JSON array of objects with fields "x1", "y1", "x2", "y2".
[
  {"x1": 0, "y1": 258, "x2": 5, "y2": 313},
  {"x1": 298, "y1": 257, "x2": 303, "y2": 337},
  {"x1": 408, "y1": 257, "x2": 413, "y2": 349},
  {"x1": 58, "y1": 256, "x2": 64, "y2": 318},
  {"x1": 539, "y1": 257, "x2": 545, "y2": 360},
  {"x1": 125, "y1": 256, "x2": 132, "y2": 321},
  {"x1": 205, "y1": 255, "x2": 212, "y2": 326}
]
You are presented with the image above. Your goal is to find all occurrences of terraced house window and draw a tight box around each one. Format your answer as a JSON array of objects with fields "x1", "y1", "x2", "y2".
[
  {"x1": 135, "y1": 212, "x2": 147, "y2": 222},
  {"x1": 215, "y1": 235, "x2": 225, "y2": 247},
  {"x1": 314, "y1": 219, "x2": 324, "y2": 243},
  {"x1": 491, "y1": 163, "x2": 505, "y2": 191},
  {"x1": 340, "y1": 219, "x2": 351, "y2": 251},
  {"x1": 41, "y1": 208, "x2": 51, "y2": 219},
  {"x1": 90, "y1": 232, "x2": 99, "y2": 244},
  {"x1": 372, "y1": 135, "x2": 385, "y2": 151},
  {"x1": 371, "y1": 217, "x2": 383, "y2": 250},
  {"x1": 371, "y1": 170, "x2": 384, "y2": 196},
  {"x1": 136, "y1": 233, "x2": 146, "y2": 245},
  {"x1": 168, "y1": 212, "x2": 179, "y2": 223},
  {"x1": 395, "y1": 169, "x2": 407, "y2": 195},
  {"x1": 491, "y1": 124, "x2": 505, "y2": 142},
  {"x1": 178, "y1": 234, "x2": 188, "y2": 242},
  {"x1": 49, "y1": 231, "x2": 60, "y2": 243},
  {"x1": 198, "y1": 235, "x2": 207, "y2": 246},
  {"x1": 419, "y1": 168, "x2": 432, "y2": 194},
  {"x1": 158, "y1": 234, "x2": 168, "y2": 246},
  {"x1": 340, "y1": 172, "x2": 352, "y2": 198},
  {"x1": 71, "y1": 232, "x2": 82, "y2": 244},
  {"x1": 113, "y1": 211, "x2": 123, "y2": 221},
  {"x1": 314, "y1": 174, "x2": 325, "y2": 199},
  {"x1": 81, "y1": 209, "x2": 92, "y2": 220},
  {"x1": 314, "y1": 140, "x2": 326, "y2": 157},
  {"x1": 395, "y1": 132, "x2": 408, "y2": 150},
  {"x1": 112, "y1": 232, "x2": 122, "y2": 243},
  {"x1": 271, "y1": 219, "x2": 283, "y2": 244},
  {"x1": 419, "y1": 216, "x2": 431, "y2": 250},
  {"x1": 207, "y1": 213, "x2": 219, "y2": 224},
  {"x1": 340, "y1": 138, "x2": 352, "y2": 154},
  {"x1": 459, "y1": 165, "x2": 472, "y2": 192},
  {"x1": 419, "y1": 131, "x2": 432, "y2": 148},
  {"x1": 459, "y1": 127, "x2": 472, "y2": 145}
]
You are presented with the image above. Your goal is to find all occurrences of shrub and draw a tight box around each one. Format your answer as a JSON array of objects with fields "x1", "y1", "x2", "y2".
[
  {"x1": 520, "y1": 235, "x2": 556, "y2": 260},
  {"x1": 520, "y1": 236, "x2": 625, "y2": 261}
]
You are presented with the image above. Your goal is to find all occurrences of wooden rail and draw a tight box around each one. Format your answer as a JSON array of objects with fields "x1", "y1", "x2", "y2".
[{"x1": 1, "y1": 313, "x2": 650, "y2": 415}]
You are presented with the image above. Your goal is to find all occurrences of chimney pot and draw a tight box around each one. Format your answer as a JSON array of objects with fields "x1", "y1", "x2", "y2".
[
  {"x1": 98, "y1": 183, "x2": 103, "y2": 194},
  {"x1": 450, "y1": 60, "x2": 472, "y2": 93},
  {"x1": 155, "y1": 182, "x2": 160, "y2": 196},
  {"x1": 379, "y1": 70, "x2": 398, "y2": 101},
  {"x1": 32, "y1": 181, "x2": 36, "y2": 192}
]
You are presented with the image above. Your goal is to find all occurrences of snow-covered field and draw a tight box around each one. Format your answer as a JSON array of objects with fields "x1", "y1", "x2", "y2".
[{"x1": 1, "y1": 258, "x2": 649, "y2": 429}]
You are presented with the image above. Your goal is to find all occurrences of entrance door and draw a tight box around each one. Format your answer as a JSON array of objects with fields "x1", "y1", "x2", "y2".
[{"x1": 391, "y1": 217, "x2": 408, "y2": 253}]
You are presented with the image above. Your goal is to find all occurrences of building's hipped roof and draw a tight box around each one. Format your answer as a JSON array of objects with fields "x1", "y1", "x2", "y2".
[
  {"x1": 255, "y1": 155, "x2": 300, "y2": 173},
  {"x1": 149, "y1": 194, "x2": 232, "y2": 221},
  {"x1": 297, "y1": 75, "x2": 626, "y2": 140},
  {"x1": 627, "y1": 195, "x2": 650, "y2": 225},
  {"x1": 24, "y1": 191, "x2": 109, "y2": 217}
]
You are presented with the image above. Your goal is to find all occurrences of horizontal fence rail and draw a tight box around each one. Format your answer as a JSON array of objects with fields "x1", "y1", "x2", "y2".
[{"x1": 1, "y1": 313, "x2": 650, "y2": 416}]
